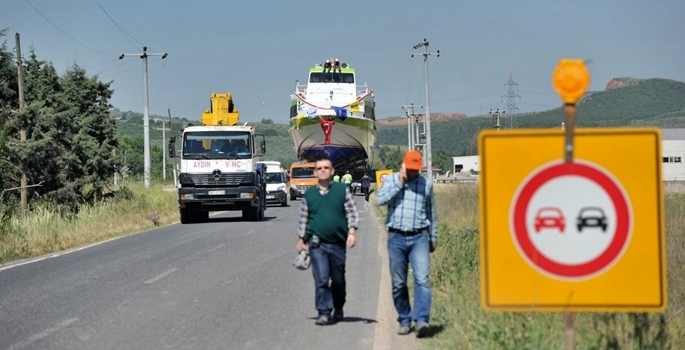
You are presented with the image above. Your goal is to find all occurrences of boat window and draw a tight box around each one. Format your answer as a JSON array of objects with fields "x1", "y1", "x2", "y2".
[{"x1": 309, "y1": 72, "x2": 354, "y2": 84}]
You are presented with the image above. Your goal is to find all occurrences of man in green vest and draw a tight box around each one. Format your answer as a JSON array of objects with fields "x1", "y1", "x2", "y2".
[
  {"x1": 296, "y1": 156, "x2": 359, "y2": 326},
  {"x1": 333, "y1": 173, "x2": 340, "y2": 182}
]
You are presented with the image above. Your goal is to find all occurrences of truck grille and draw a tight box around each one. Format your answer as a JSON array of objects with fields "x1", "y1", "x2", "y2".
[
  {"x1": 181, "y1": 173, "x2": 254, "y2": 187},
  {"x1": 296, "y1": 185, "x2": 311, "y2": 192}
]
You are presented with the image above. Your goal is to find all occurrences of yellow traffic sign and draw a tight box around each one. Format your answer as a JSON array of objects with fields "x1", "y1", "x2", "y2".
[
  {"x1": 375, "y1": 169, "x2": 393, "y2": 187},
  {"x1": 552, "y1": 59, "x2": 591, "y2": 104},
  {"x1": 478, "y1": 127, "x2": 667, "y2": 312}
]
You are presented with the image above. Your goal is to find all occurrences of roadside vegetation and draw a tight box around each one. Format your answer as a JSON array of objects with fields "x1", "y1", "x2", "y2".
[
  {"x1": 0, "y1": 180, "x2": 179, "y2": 264},
  {"x1": 375, "y1": 183, "x2": 684, "y2": 349}
]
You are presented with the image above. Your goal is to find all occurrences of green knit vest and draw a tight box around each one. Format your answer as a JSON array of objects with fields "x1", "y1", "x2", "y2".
[{"x1": 304, "y1": 182, "x2": 349, "y2": 244}]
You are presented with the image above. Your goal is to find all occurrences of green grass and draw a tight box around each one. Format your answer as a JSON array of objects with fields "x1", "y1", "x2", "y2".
[
  {"x1": 0, "y1": 181, "x2": 180, "y2": 264},
  {"x1": 373, "y1": 183, "x2": 685, "y2": 349}
]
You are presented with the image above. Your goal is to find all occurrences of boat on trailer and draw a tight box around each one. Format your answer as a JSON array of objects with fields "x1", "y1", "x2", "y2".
[{"x1": 288, "y1": 58, "x2": 377, "y2": 169}]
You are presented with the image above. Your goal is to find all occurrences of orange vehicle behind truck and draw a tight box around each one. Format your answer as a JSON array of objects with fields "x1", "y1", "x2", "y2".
[{"x1": 289, "y1": 162, "x2": 317, "y2": 200}]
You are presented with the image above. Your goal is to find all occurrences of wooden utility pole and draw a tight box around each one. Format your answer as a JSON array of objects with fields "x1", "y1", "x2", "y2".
[{"x1": 15, "y1": 33, "x2": 27, "y2": 214}]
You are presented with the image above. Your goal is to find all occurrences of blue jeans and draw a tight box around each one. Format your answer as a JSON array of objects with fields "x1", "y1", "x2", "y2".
[
  {"x1": 309, "y1": 242, "x2": 347, "y2": 317},
  {"x1": 387, "y1": 231, "x2": 432, "y2": 326}
]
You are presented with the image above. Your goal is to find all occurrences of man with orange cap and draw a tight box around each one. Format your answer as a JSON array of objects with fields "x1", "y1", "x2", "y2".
[{"x1": 376, "y1": 150, "x2": 437, "y2": 338}]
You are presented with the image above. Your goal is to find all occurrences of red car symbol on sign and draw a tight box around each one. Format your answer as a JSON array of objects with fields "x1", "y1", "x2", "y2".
[{"x1": 534, "y1": 207, "x2": 566, "y2": 233}]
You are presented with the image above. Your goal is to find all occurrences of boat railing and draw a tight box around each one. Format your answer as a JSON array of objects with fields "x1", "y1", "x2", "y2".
[{"x1": 294, "y1": 80, "x2": 370, "y2": 94}]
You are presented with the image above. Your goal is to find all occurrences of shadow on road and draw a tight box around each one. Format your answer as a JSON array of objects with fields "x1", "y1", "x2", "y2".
[
  {"x1": 202, "y1": 215, "x2": 278, "y2": 223},
  {"x1": 306, "y1": 316, "x2": 377, "y2": 324}
]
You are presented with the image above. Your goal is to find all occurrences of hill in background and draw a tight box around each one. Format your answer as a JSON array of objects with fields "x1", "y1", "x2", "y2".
[
  {"x1": 377, "y1": 77, "x2": 685, "y2": 155},
  {"x1": 113, "y1": 76, "x2": 685, "y2": 165}
]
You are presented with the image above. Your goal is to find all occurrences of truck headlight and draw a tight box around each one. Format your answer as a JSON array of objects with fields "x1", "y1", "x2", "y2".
[
  {"x1": 240, "y1": 192, "x2": 253, "y2": 199},
  {"x1": 181, "y1": 193, "x2": 194, "y2": 200},
  {"x1": 277, "y1": 185, "x2": 285, "y2": 192}
]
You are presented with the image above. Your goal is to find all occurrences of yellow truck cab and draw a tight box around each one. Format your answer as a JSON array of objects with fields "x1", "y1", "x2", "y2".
[{"x1": 289, "y1": 162, "x2": 317, "y2": 200}]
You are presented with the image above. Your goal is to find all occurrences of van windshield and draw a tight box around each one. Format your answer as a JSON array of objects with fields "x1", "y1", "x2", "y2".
[
  {"x1": 266, "y1": 173, "x2": 284, "y2": 184},
  {"x1": 291, "y1": 168, "x2": 315, "y2": 178}
]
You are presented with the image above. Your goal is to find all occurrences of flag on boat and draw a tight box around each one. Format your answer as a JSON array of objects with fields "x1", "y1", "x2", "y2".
[
  {"x1": 295, "y1": 114, "x2": 305, "y2": 128},
  {"x1": 332, "y1": 106, "x2": 348, "y2": 121},
  {"x1": 349, "y1": 100, "x2": 361, "y2": 114}
]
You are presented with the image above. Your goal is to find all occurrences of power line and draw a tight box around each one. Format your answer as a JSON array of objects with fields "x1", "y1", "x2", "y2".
[
  {"x1": 96, "y1": 57, "x2": 163, "y2": 80},
  {"x1": 93, "y1": 0, "x2": 145, "y2": 51},
  {"x1": 24, "y1": 0, "x2": 113, "y2": 56}
]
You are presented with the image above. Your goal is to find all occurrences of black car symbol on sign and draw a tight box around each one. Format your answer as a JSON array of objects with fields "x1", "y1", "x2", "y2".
[{"x1": 576, "y1": 207, "x2": 608, "y2": 233}]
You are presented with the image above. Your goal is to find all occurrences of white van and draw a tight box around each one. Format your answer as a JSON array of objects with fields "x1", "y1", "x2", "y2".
[{"x1": 257, "y1": 161, "x2": 288, "y2": 207}]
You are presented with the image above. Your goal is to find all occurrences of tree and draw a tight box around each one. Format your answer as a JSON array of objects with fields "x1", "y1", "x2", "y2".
[
  {"x1": 384, "y1": 147, "x2": 403, "y2": 171},
  {"x1": 432, "y1": 149, "x2": 453, "y2": 174}
]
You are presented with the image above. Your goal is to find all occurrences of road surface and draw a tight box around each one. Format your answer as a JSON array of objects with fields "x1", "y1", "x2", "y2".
[{"x1": 0, "y1": 196, "x2": 421, "y2": 350}]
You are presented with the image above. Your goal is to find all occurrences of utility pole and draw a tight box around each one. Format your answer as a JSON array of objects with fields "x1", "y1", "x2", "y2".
[
  {"x1": 412, "y1": 39, "x2": 439, "y2": 181},
  {"x1": 402, "y1": 103, "x2": 423, "y2": 151},
  {"x1": 15, "y1": 33, "x2": 27, "y2": 214},
  {"x1": 503, "y1": 74, "x2": 521, "y2": 128},
  {"x1": 119, "y1": 46, "x2": 168, "y2": 188},
  {"x1": 154, "y1": 121, "x2": 171, "y2": 180},
  {"x1": 489, "y1": 108, "x2": 506, "y2": 131}
]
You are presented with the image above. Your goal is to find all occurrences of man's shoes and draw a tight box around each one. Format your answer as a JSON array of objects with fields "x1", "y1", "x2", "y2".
[
  {"x1": 397, "y1": 325, "x2": 411, "y2": 335},
  {"x1": 416, "y1": 322, "x2": 430, "y2": 338},
  {"x1": 333, "y1": 309, "x2": 344, "y2": 322},
  {"x1": 315, "y1": 315, "x2": 330, "y2": 326}
]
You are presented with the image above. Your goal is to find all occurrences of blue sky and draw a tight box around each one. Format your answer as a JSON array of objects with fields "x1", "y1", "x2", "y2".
[{"x1": 2, "y1": 0, "x2": 683, "y2": 123}]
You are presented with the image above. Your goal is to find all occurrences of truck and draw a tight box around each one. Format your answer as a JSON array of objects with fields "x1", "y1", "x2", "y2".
[{"x1": 168, "y1": 92, "x2": 268, "y2": 224}]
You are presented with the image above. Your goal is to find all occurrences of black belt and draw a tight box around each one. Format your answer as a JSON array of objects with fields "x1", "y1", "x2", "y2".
[{"x1": 389, "y1": 227, "x2": 428, "y2": 236}]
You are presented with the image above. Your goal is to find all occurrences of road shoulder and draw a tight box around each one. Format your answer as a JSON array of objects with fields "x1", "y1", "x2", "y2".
[{"x1": 368, "y1": 200, "x2": 420, "y2": 350}]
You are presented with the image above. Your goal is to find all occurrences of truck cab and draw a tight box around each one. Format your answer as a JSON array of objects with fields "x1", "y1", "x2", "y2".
[{"x1": 289, "y1": 162, "x2": 317, "y2": 200}]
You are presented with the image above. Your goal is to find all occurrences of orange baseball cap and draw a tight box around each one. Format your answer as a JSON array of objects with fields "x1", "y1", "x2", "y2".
[{"x1": 403, "y1": 150, "x2": 423, "y2": 171}]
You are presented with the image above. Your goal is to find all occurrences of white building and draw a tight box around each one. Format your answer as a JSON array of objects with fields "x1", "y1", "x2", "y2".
[
  {"x1": 662, "y1": 128, "x2": 685, "y2": 181},
  {"x1": 451, "y1": 128, "x2": 685, "y2": 180},
  {"x1": 452, "y1": 155, "x2": 479, "y2": 175}
]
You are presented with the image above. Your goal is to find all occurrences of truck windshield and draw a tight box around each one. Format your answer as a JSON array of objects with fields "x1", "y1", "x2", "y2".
[
  {"x1": 266, "y1": 173, "x2": 284, "y2": 184},
  {"x1": 291, "y1": 168, "x2": 315, "y2": 178},
  {"x1": 183, "y1": 131, "x2": 251, "y2": 159}
]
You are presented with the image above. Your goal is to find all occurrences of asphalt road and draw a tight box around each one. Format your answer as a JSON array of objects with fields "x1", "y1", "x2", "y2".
[{"x1": 0, "y1": 195, "x2": 385, "y2": 350}]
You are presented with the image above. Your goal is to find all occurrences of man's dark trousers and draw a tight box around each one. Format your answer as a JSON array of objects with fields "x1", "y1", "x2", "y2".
[
  {"x1": 362, "y1": 186, "x2": 370, "y2": 201},
  {"x1": 309, "y1": 242, "x2": 347, "y2": 317}
]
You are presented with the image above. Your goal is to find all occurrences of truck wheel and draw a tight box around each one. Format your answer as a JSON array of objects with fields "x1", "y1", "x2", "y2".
[
  {"x1": 196, "y1": 211, "x2": 209, "y2": 223},
  {"x1": 248, "y1": 206, "x2": 261, "y2": 221},
  {"x1": 180, "y1": 208, "x2": 193, "y2": 224}
]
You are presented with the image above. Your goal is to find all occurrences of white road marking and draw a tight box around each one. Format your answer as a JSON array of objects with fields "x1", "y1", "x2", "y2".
[
  {"x1": 4, "y1": 318, "x2": 78, "y2": 350},
  {"x1": 144, "y1": 268, "x2": 179, "y2": 284},
  {"x1": 0, "y1": 235, "x2": 126, "y2": 273},
  {"x1": 208, "y1": 244, "x2": 226, "y2": 252},
  {"x1": 242, "y1": 230, "x2": 254, "y2": 236}
]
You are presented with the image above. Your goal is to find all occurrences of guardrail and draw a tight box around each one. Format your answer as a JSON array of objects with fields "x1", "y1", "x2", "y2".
[{"x1": 434, "y1": 176, "x2": 478, "y2": 184}]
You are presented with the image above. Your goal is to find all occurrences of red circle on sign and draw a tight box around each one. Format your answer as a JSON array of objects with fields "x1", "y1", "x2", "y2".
[{"x1": 511, "y1": 161, "x2": 631, "y2": 279}]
